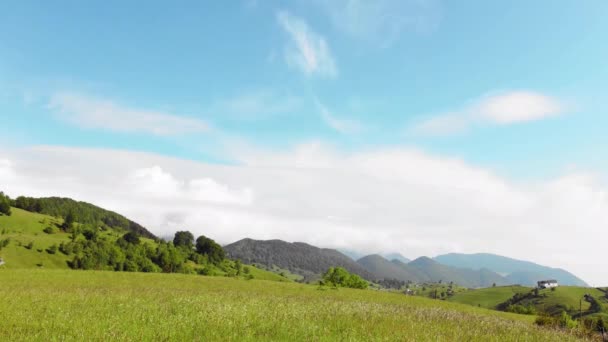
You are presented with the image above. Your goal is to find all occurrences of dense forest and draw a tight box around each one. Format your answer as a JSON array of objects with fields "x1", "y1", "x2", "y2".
[{"x1": 11, "y1": 196, "x2": 156, "y2": 239}]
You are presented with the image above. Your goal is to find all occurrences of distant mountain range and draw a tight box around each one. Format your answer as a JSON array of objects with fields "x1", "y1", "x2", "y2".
[
  {"x1": 434, "y1": 253, "x2": 588, "y2": 287},
  {"x1": 357, "y1": 255, "x2": 507, "y2": 288},
  {"x1": 224, "y1": 239, "x2": 374, "y2": 281},
  {"x1": 226, "y1": 239, "x2": 588, "y2": 288}
]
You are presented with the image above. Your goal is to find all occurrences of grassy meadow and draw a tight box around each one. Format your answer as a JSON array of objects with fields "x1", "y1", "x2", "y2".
[
  {"x1": 447, "y1": 285, "x2": 532, "y2": 309},
  {"x1": 0, "y1": 269, "x2": 592, "y2": 341}
]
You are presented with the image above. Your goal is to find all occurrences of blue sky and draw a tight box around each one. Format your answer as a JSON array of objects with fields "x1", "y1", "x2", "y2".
[{"x1": 1, "y1": 1, "x2": 608, "y2": 285}]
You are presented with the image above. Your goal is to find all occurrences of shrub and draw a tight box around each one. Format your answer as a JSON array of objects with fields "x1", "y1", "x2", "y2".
[
  {"x1": 25, "y1": 242, "x2": 34, "y2": 250},
  {"x1": 43, "y1": 226, "x2": 56, "y2": 234},
  {"x1": 323, "y1": 267, "x2": 368, "y2": 289},
  {"x1": 46, "y1": 244, "x2": 58, "y2": 254}
]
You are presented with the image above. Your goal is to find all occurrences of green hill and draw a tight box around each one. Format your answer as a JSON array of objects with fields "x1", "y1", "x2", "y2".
[
  {"x1": 507, "y1": 286, "x2": 608, "y2": 317},
  {"x1": 0, "y1": 207, "x2": 288, "y2": 282},
  {"x1": 448, "y1": 285, "x2": 532, "y2": 309},
  {"x1": 0, "y1": 269, "x2": 587, "y2": 341},
  {"x1": 11, "y1": 196, "x2": 157, "y2": 239},
  {"x1": 449, "y1": 285, "x2": 608, "y2": 319}
]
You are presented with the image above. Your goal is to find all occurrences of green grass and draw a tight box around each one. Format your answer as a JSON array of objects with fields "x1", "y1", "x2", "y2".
[
  {"x1": 0, "y1": 269, "x2": 591, "y2": 341},
  {"x1": 448, "y1": 285, "x2": 532, "y2": 309}
]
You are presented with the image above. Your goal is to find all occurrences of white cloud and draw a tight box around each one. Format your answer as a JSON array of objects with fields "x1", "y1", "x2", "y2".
[
  {"x1": 315, "y1": 0, "x2": 442, "y2": 46},
  {"x1": 0, "y1": 159, "x2": 16, "y2": 181},
  {"x1": 473, "y1": 91, "x2": 564, "y2": 124},
  {"x1": 277, "y1": 11, "x2": 337, "y2": 78},
  {"x1": 49, "y1": 92, "x2": 209, "y2": 135},
  {"x1": 0, "y1": 144, "x2": 606, "y2": 286},
  {"x1": 316, "y1": 100, "x2": 362, "y2": 134},
  {"x1": 411, "y1": 91, "x2": 566, "y2": 136}
]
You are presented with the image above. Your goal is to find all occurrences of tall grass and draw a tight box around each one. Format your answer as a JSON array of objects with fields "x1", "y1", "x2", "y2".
[{"x1": 0, "y1": 269, "x2": 591, "y2": 341}]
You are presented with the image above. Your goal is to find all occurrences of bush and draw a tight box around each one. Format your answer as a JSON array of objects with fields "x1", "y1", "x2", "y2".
[
  {"x1": 323, "y1": 267, "x2": 368, "y2": 289},
  {"x1": 43, "y1": 226, "x2": 56, "y2": 234},
  {"x1": 46, "y1": 244, "x2": 58, "y2": 254},
  {"x1": 0, "y1": 238, "x2": 10, "y2": 251},
  {"x1": 506, "y1": 304, "x2": 536, "y2": 315},
  {"x1": 25, "y1": 242, "x2": 34, "y2": 250}
]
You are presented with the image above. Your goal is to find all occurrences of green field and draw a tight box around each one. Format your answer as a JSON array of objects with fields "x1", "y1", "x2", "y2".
[
  {"x1": 0, "y1": 269, "x2": 592, "y2": 341},
  {"x1": 448, "y1": 285, "x2": 532, "y2": 309}
]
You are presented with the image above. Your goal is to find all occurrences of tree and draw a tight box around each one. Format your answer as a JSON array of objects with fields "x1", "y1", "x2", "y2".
[
  {"x1": 173, "y1": 231, "x2": 194, "y2": 249},
  {"x1": 62, "y1": 211, "x2": 75, "y2": 231},
  {"x1": 121, "y1": 232, "x2": 141, "y2": 245},
  {"x1": 0, "y1": 192, "x2": 11, "y2": 216},
  {"x1": 322, "y1": 267, "x2": 368, "y2": 289},
  {"x1": 195, "y1": 235, "x2": 225, "y2": 264},
  {"x1": 235, "y1": 259, "x2": 242, "y2": 276}
]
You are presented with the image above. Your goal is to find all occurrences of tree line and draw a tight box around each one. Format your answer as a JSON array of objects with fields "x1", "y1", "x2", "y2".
[{"x1": 10, "y1": 195, "x2": 156, "y2": 239}]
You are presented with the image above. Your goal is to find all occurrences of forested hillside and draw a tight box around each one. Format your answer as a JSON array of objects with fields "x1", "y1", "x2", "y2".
[
  {"x1": 11, "y1": 196, "x2": 156, "y2": 239},
  {"x1": 224, "y1": 238, "x2": 374, "y2": 280}
]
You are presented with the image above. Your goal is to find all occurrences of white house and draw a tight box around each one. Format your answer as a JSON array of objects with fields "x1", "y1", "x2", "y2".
[{"x1": 537, "y1": 280, "x2": 558, "y2": 289}]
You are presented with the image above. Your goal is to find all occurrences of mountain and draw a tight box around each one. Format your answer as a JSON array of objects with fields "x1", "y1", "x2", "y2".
[
  {"x1": 355, "y1": 254, "x2": 507, "y2": 288},
  {"x1": 383, "y1": 253, "x2": 410, "y2": 263},
  {"x1": 356, "y1": 255, "x2": 424, "y2": 282},
  {"x1": 434, "y1": 253, "x2": 588, "y2": 287},
  {"x1": 224, "y1": 238, "x2": 374, "y2": 280},
  {"x1": 408, "y1": 257, "x2": 508, "y2": 288}
]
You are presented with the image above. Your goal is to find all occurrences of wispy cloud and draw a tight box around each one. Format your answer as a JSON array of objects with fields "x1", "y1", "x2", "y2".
[
  {"x1": 215, "y1": 89, "x2": 301, "y2": 120},
  {"x1": 316, "y1": 100, "x2": 362, "y2": 134},
  {"x1": 315, "y1": 0, "x2": 442, "y2": 47},
  {"x1": 49, "y1": 92, "x2": 209, "y2": 136},
  {"x1": 411, "y1": 91, "x2": 566, "y2": 136},
  {"x1": 276, "y1": 11, "x2": 337, "y2": 78}
]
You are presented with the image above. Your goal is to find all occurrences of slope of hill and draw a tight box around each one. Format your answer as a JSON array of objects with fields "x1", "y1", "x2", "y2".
[
  {"x1": 434, "y1": 253, "x2": 587, "y2": 287},
  {"x1": 12, "y1": 196, "x2": 157, "y2": 239},
  {"x1": 0, "y1": 269, "x2": 584, "y2": 341},
  {"x1": 449, "y1": 285, "x2": 608, "y2": 319},
  {"x1": 224, "y1": 238, "x2": 374, "y2": 280},
  {"x1": 447, "y1": 285, "x2": 532, "y2": 309},
  {"x1": 0, "y1": 207, "x2": 71, "y2": 269}
]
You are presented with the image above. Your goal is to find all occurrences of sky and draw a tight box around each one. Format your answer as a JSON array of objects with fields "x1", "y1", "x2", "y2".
[{"x1": 1, "y1": 1, "x2": 607, "y2": 285}]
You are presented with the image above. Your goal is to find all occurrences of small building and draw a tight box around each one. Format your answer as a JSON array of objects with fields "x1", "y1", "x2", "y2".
[{"x1": 537, "y1": 280, "x2": 558, "y2": 289}]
